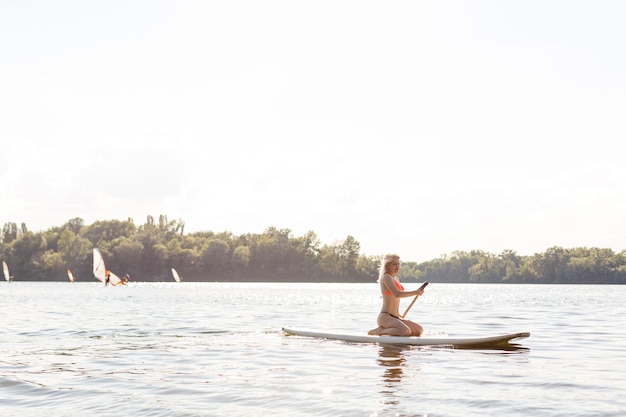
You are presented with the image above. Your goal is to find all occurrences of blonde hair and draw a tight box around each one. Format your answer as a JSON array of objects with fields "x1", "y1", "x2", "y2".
[{"x1": 378, "y1": 253, "x2": 400, "y2": 281}]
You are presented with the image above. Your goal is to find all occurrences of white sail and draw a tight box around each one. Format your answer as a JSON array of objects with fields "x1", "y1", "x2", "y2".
[
  {"x1": 67, "y1": 269, "x2": 75, "y2": 283},
  {"x1": 3, "y1": 261, "x2": 11, "y2": 282},
  {"x1": 93, "y1": 248, "x2": 123, "y2": 286},
  {"x1": 93, "y1": 248, "x2": 106, "y2": 282},
  {"x1": 171, "y1": 268, "x2": 181, "y2": 282}
]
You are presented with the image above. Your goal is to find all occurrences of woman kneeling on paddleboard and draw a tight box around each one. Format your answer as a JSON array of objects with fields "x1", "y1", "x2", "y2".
[{"x1": 368, "y1": 253, "x2": 426, "y2": 336}]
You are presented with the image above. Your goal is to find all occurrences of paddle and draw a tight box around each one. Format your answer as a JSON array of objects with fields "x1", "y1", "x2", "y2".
[{"x1": 401, "y1": 282, "x2": 429, "y2": 318}]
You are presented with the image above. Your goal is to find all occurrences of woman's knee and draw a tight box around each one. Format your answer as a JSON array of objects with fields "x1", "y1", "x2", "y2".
[{"x1": 398, "y1": 325, "x2": 412, "y2": 336}]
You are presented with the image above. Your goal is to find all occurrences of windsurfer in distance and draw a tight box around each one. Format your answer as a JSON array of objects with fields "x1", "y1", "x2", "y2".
[
  {"x1": 105, "y1": 271, "x2": 110, "y2": 286},
  {"x1": 368, "y1": 253, "x2": 426, "y2": 336}
]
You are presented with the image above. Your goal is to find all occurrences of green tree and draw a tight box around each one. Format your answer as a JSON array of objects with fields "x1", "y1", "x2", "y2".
[
  {"x1": 337, "y1": 235, "x2": 360, "y2": 275},
  {"x1": 356, "y1": 255, "x2": 380, "y2": 281},
  {"x1": 40, "y1": 250, "x2": 65, "y2": 281},
  {"x1": 533, "y1": 246, "x2": 570, "y2": 283},
  {"x1": 201, "y1": 239, "x2": 230, "y2": 278},
  {"x1": 83, "y1": 219, "x2": 137, "y2": 247},
  {"x1": 57, "y1": 230, "x2": 92, "y2": 266},
  {"x1": 166, "y1": 237, "x2": 198, "y2": 278},
  {"x1": 2, "y1": 222, "x2": 19, "y2": 244},
  {"x1": 64, "y1": 218, "x2": 84, "y2": 235},
  {"x1": 9, "y1": 231, "x2": 47, "y2": 279},
  {"x1": 112, "y1": 237, "x2": 145, "y2": 278},
  {"x1": 468, "y1": 252, "x2": 502, "y2": 283},
  {"x1": 232, "y1": 245, "x2": 251, "y2": 276}
]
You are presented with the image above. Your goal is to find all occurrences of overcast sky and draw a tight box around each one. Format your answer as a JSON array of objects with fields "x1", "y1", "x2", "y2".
[{"x1": 1, "y1": 1, "x2": 625, "y2": 262}]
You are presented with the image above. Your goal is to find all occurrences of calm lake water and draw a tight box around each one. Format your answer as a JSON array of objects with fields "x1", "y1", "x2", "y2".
[{"x1": 0, "y1": 282, "x2": 624, "y2": 417}]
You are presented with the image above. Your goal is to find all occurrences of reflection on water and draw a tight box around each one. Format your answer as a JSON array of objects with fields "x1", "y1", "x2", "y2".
[
  {"x1": 455, "y1": 341, "x2": 531, "y2": 352},
  {"x1": 376, "y1": 345, "x2": 429, "y2": 417},
  {"x1": 376, "y1": 345, "x2": 408, "y2": 405}
]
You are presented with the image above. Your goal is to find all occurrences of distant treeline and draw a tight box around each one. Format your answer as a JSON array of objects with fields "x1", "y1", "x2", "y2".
[
  {"x1": 1, "y1": 216, "x2": 625, "y2": 284},
  {"x1": 401, "y1": 247, "x2": 626, "y2": 284}
]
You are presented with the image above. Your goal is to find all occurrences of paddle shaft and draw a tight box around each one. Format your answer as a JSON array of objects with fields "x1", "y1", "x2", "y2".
[{"x1": 401, "y1": 282, "x2": 429, "y2": 318}]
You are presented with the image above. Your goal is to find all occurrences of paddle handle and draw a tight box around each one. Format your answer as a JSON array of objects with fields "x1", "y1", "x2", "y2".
[{"x1": 401, "y1": 282, "x2": 428, "y2": 318}]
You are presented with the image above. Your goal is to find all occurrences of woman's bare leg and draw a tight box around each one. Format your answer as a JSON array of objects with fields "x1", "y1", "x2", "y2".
[
  {"x1": 403, "y1": 319, "x2": 423, "y2": 336},
  {"x1": 368, "y1": 326, "x2": 384, "y2": 335},
  {"x1": 371, "y1": 314, "x2": 412, "y2": 336}
]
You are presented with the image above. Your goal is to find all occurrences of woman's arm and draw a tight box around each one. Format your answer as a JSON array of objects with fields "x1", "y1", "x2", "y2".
[{"x1": 380, "y1": 274, "x2": 422, "y2": 298}]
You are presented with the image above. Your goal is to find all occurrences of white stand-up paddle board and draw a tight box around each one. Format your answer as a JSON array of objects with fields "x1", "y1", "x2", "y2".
[{"x1": 282, "y1": 327, "x2": 530, "y2": 349}]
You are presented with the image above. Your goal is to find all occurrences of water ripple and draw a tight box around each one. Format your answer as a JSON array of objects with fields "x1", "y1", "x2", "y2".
[{"x1": 0, "y1": 282, "x2": 624, "y2": 417}]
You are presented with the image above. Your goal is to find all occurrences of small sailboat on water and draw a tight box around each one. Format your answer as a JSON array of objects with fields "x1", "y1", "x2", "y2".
[
  {"x1": 67, "y1": 269, "x2": 75, "y2": 283},
  {"x1": 171, "y1": 268, "x2": 182, "y2": 282},
  {"x1": 93, "y1": 248, "x2": 125, "y2": 286},
  {"x1": 3, "y1": 261, "x2": 13, "y2": 283}
]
